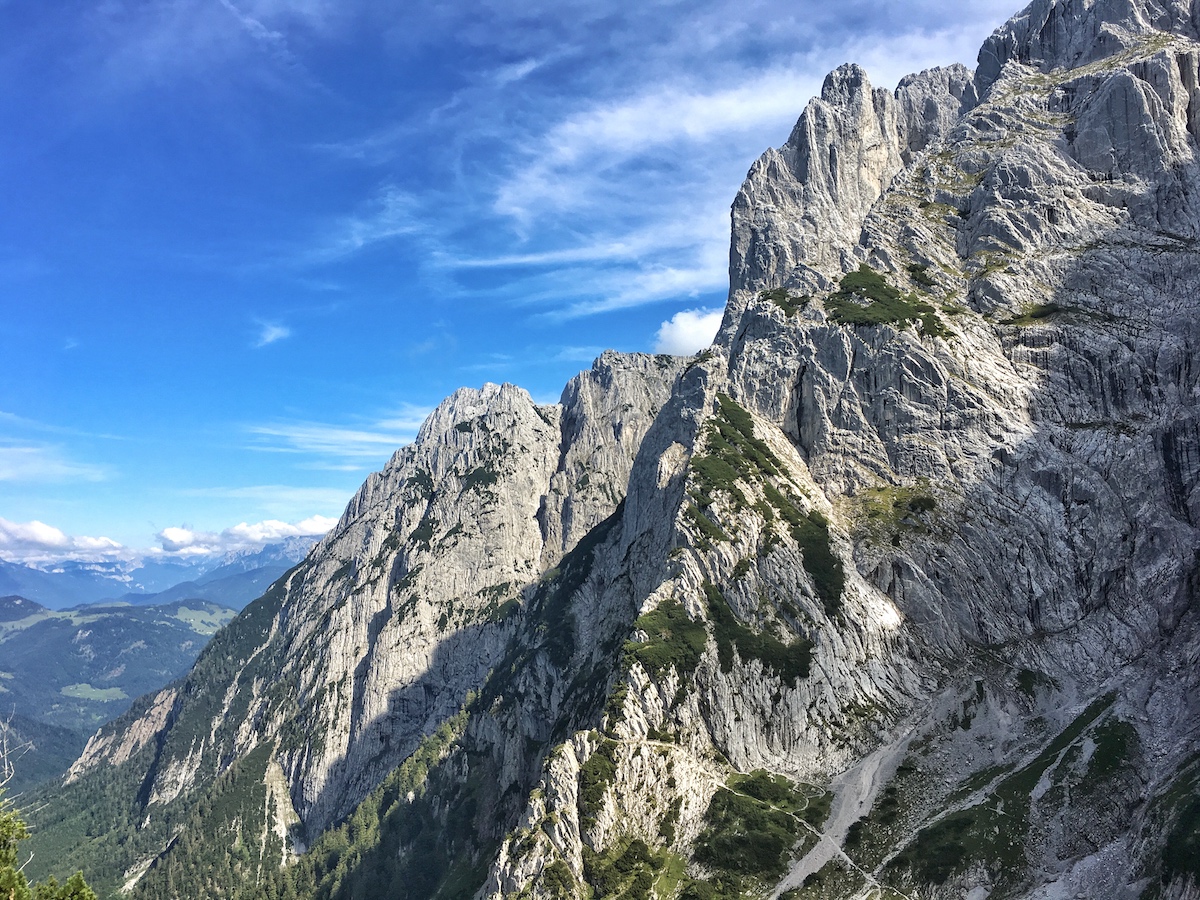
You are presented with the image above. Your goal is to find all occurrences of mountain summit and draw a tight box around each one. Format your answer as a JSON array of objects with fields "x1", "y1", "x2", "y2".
[{"x1": 26, "y1": 2, "x2": 1200, "y2": 898}]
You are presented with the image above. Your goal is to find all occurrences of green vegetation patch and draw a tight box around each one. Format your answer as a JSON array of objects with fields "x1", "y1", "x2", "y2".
[
  {"x1": 460, "y1": 463, "x2": 500, "y2": 493},
  {"x1": 59, "y1": 684, "x2": 128, "y2": 702},
  {"x1": 474, "y1": 582, "x2": 520, "y2": 624},
  {"x1": 693, "y1": 775, "x2": 816, "y2": 892},
  {"x1": 1162, "y1": 778, "x2": 1200, "y2": 886},
  {"x1": 906, "y1": 262, "x2": 937, "y2": 289},
  {"x1": 407, "y1": 468, "x2": 435, "y2": 500},
  {"x1": 629, "y1": 599, "x2": 708, "y2": 680},
  {"x1": 173, "y1": 604, "x2": 237, "y2": 635},
  {"x1": 728, "y1": 770, "x2": 831, "y2": 828},
  {"x1": 689, "y1": 393, "x2": 783, "y2": 518},
  {"x1": 856, "y1": 483, "x2": 938, "y2": 546},
  {"x1": 245, "y1": 711, "x2": 487, "y2": 900},
  {"x1": 579, "y1": 739, "x2": 619, "y2": 830},
  {"x1": 885, "y1": 693, "x2": 1115, "y2": 889},
  {"x1": 686, "y1": 504, "x2": 729, "y2": 545},
  {"x1": 759, "y1": 287, "x2": 810, "y2": 317},
  {"x1": 653, "y1": 852, "x2": 688, "y2": 899},
  {"x1": 826, "y1": 264, "x2": 947, "y2": 337},
  {"x1": 410, "y1": 513, "x2": 435, "y2": 548},
  {"x1": 24, "y1": 569, "x2": 306, "y2": 895},
  {"x1": 0, "y1": 789, "x2": 97, "y2": 900},
  {"x1": 762, "y1": 486, "x2": 844, "y2": 616},
  {"x1": 703, "y1": 583, "x2": 812, "y2": 685},
  {"x1": 785, "y1": 857, "x2": 866, "y2": 899},
  {"x1": 1002, "y1": 302, "x2": 1063, "y2": 326},
  {"x1": 691, "y1": 455, "x2": 742, "y2": 499},
  {"x1": 1081, "y1": 718, "x2": 1138, "y2": 792},
  {"x1": 540, "y1": 859, "x2": 576, "y2": 899},
  {"x1": 582, "y1": 837, "x2": 664, "y2": 900},
  {"x1": 129, "y1": 742, "x2": 277, "y2": 900},
  {"x1": 843, "y1": 755, "x2": 936, "y2": 871}
]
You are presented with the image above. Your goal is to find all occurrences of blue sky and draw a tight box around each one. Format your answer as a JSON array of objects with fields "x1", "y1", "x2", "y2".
[{"x1": 0, "y1": 0, "x2": 1016, "y2": 565}]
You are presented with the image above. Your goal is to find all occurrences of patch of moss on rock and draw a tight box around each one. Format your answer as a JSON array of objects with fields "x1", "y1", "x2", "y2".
[
  {"x1": 629, "y1": 599, "x2": 708, "y2": 680},
  {"x1": 826, "y1": 264, "x2": 947, "y2": 337},
  {"x1": 762, "y1": 486, "x2": 844, "y2": 616},
  {"x1": 703, "y1": 582, "x2": 812, "y2": 685}
]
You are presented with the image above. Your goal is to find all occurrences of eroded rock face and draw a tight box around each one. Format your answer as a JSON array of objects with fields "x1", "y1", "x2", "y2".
[{"x1": 726, "y1": 62, "x2": 980, "y2": 308}]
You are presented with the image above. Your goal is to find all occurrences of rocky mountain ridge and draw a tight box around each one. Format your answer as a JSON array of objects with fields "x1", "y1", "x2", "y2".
[
  {"x1": 0, "y1": 536, "x2": 319, "y2": 610},
  {"x1": 24, "y1": 1, "x2": 1200, "y2": 899}
]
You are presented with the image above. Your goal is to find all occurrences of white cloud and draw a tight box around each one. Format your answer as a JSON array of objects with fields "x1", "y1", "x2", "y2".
[
  {"x1": 0, "y1": 509, "x2": 338, "y2": 565},
  {"x1": 154, "y1": 513, "x2": 337, "y2": 556},
  {"x1": 253, "y1": 321, "x2": 292, "y2": 347},
  {"x1": 82, "y1": 0, "x2": 346, "y2": 95},
  {"x1": 304, "y1": 187, "x2": 422, "y2": 264},
  {"x1": 0, "y1": 516, "x2": 127, "y2": 564},
  {"x1": 0, "y1": 445, "x2": 107, "y2": 483},
  {"x1": 493, "y1": 68, "x2": 820, "y2": 223},
  {"x1": 493, "y1": 58, "x2": 542, "y2": 86},
  {"x1": 157, "y1": 526, "x2": 197, "y2": 551},
  {"x1": 653, "y1": 307, "x2": 723, "y2": 355},
  {"x1": 423, "y1": 3, "x2": 1015, "y2": 322}
]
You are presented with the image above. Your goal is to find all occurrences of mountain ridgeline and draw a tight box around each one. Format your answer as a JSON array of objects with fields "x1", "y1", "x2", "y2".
[{"x1": 25, "y1": 1, "x2": 1200, "y2": 898}]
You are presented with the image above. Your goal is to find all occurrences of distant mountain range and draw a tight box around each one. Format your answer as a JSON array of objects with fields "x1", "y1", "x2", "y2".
[{"x1": 0, "y1": 535, "x2": 319, "y2": 610}]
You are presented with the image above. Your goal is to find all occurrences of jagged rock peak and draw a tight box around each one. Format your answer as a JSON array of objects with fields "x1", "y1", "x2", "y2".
[
  {"x1": 415, "y1": 380, "x2": 542, "y2": 445},
  {"x1": 978, "y1": 0, "x2": 1200, "y2": 93},
  {"x1": 728, "y1": 61, "x2": 977, "y2": 299}
]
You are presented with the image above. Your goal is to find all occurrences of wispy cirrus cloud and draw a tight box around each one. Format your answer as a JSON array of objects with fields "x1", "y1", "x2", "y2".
[
  {"x1": 492, "y1": 68, "x2": 822, "y2": 223},
  {"x1": 0, "y1": 444, "x2": 108, "y2": 483},
  {"x1": 138, "y1": 0, "x2": 1015, "y2": 331},
  {"x1": 301, "y1": 187, "x2": 423, "y2": 264},
  {"x1": 253, "y1": 321, "x2": 291, "y2": 347},
  {"x1": 77, "y1": 0, "x2": 346, "y2": 94},
  {"x1": 246, "y1": 404, "x2": 431, "y2": 467},
  {"x1": 398, "y1": 1, "x2": 1016, "y2": 322}
]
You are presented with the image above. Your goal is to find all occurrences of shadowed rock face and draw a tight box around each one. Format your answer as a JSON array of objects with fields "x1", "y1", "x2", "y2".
[{"x1": 35, "y1": 3, "x2": 1200, "y2": 899}]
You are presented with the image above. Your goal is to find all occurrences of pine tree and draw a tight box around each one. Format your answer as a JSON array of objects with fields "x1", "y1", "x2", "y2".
[{"x1": 1, "y1": 790, "x2": 97, "y2": 900}]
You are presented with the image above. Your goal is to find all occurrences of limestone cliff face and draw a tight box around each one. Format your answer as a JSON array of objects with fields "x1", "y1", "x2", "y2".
[
  {"x1": 41, "y1": 2, "x2": 1200, "y2": 900},
  {"x1": 727, "y1": 63, "x2": 978, "y2": 303}
]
